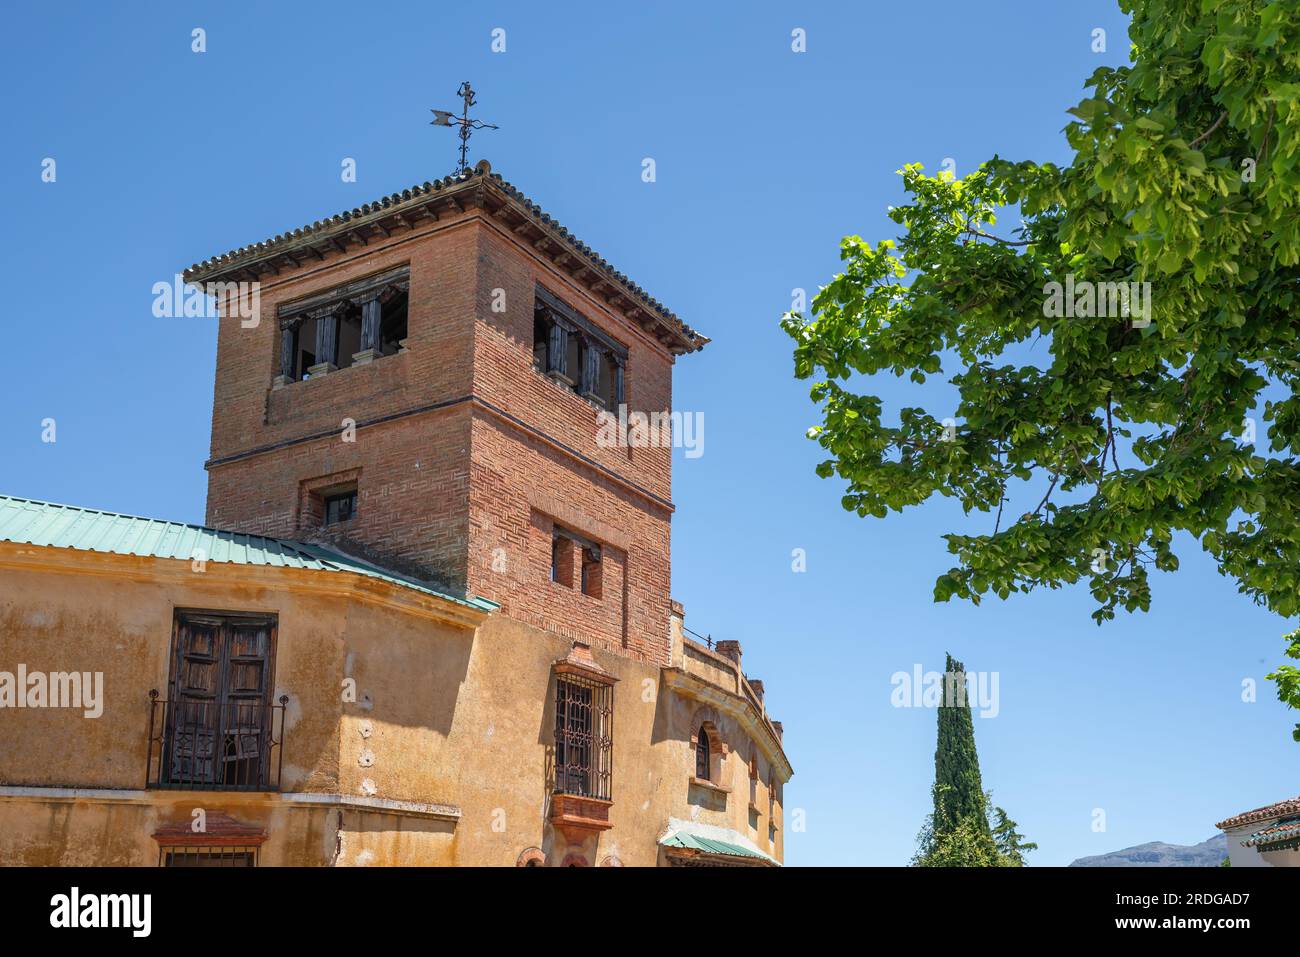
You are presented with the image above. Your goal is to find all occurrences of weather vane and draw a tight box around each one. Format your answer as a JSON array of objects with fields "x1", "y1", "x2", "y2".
[{"x1": 430, "y1": 81, "x2": 499, "y2": 176}]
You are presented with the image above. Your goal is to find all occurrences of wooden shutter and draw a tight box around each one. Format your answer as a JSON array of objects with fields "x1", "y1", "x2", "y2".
[
  {"x1": 167, "y1": 613, "x2": 275, "y2": 788},
  {"x1": 168, "y1": 616, "x2": 222, "y2": 786}
]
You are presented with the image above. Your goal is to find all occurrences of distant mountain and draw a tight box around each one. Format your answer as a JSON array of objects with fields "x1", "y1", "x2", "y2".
[{"x1": 1069, "y1": 834, "x2": 1227, "y2": 867}]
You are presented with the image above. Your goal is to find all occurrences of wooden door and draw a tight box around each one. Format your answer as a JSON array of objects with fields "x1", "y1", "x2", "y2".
[{"x1": 166, "y1": 613, "x2": 275, "y2": 788}]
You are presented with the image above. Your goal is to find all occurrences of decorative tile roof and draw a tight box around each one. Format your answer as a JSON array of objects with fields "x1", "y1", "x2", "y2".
[
  {"x1": 1215, "y1": 795, "x2": 1300, "y2": 830},
  {"x1": 0, "y1": 494, "x2": 498, "y2": 613},
  {"x1": 1241, "y1": 818, "x2": 1300, "y2": 849},
  {"x1": 182, "y1": 162, "x2": 706, "y2": 354}
]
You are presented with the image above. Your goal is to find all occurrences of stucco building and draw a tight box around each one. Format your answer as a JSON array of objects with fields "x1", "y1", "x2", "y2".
[
  {"x1": 0, "y1": 161, "x2": 791, "y2": 866},
  {"x1": 1216, "y1": 795, "x2": 1300, "y2": 868}
]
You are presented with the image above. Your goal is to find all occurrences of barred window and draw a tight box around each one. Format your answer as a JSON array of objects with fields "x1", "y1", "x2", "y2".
[
  {"x1": 161, "y1": 846, "x2": 257, "y2": 867},
  {"x1": 554, "y1": 676, "x2": 613, "y2": 801}
]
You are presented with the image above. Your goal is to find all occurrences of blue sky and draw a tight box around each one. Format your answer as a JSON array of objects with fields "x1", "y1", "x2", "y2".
[{"x1": 2, "y1": 1, "x2": 1295, "y2": 866}]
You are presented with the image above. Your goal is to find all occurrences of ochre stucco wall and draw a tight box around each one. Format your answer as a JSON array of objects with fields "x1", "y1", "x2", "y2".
[{"x1": 0, "y1": 546, "x2": 787, "y2": 866}]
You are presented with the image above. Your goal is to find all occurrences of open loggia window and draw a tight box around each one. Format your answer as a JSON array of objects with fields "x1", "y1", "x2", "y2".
[
  {"x1": 533, "y1": 287, "x2": 625, "y2": 411},
  {"x1": 274, "y1": 266, "x2": 409, "y2": 386}
]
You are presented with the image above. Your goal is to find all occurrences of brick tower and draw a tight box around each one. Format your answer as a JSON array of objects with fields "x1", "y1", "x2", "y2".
[{"x1": 190, "y1": 161, "x2": 706, "y2": 664}]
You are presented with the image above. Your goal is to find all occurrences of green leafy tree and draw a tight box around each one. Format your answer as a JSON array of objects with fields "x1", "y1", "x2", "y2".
[
  {"x1": 914, "y1": 813, "x2": 1003, "y2": 868},
  {"x1": 991, "y1": 803, "x2": 1039, "y2": 866},
  {"x1": 1266, "y1": 629, "x2": 1300, "y2": 740},
  {"x1": 783, "y1": 0, "x2": 1300, "y2": 728},
  {"x1": 914, "y1": 795, "x2": 1039, "y2": 867}
]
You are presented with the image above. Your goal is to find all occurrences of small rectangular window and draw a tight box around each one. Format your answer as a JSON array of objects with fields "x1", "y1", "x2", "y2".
[
  {"x1": 581, "y1": 546, "x2": 603, "y2": 598},
  {"x1": 324, "y1": 489, "x2": 357, "y2": 525},
  {"x1": 552, "y1": 525, "x2": 602, "y2": 595},
  {"x1": 162, "y1": 847, "x2": 257, "y2": 867}
]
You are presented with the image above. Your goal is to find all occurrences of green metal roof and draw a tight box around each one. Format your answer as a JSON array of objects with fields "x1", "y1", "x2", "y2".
[
  {"x1": 660, "y1": 825, "x2": 778, "y2": 864},
  {"x1": 0, "y1": 494, "x2": 498, "y2": 613}
]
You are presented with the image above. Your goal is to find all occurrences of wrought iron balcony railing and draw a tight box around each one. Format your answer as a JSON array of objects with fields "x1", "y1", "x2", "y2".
[{"x1": 145, "y1": 690, "x2": 287, "y2": 791}]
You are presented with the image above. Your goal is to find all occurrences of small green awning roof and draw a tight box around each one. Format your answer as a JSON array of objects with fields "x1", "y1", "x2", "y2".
[
  {"x1": 1243, "y1": 818, "x2": 1300, "y2": 849},
  {"x1": 659, "y1": 820, "x2": 778, "y2": 865}
]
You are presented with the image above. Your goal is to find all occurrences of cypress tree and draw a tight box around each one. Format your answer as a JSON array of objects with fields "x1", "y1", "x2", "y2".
[
  {"x1": 931, "y1": 653, "x2": 992, "y2": 841},
  {"x1": 912, "y1": 655, "x2": 1034, "y2": 866}
]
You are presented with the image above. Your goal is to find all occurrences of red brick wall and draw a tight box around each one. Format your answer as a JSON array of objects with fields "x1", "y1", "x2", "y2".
[
  {"x1": 465, "y1": 222, "x2": 677, "y2": 661},
  {"x1": 205, "y1": 207, "x2": 681, "y2": 661},
  {"x1": 465, "y1": 410, "x2": 672, "y2": 663},
  {"x1": 206, "y1": 405, "x2": 473, "y2": 589}
]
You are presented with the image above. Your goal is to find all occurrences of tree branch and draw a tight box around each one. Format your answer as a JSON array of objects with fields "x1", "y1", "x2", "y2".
[
  {"x1": 1190, "y1": 110, "x2": 1228, "y2": 149},
  {"x1": 1107, "y1": 393, "x2": 1120, "y2": 473},
  {"x1": 994, "y1": 443, "x2": 1007, "y2": 534},
  {"x1": 964, "y1": 227, "x2": 1031, "y2": 247},
  {"x1": 1256, "y1": 103, "x2": 1276, "y2": 166},
  {"x1": 1032, "y1": 474, "x2": 1060, "y2": 517}
]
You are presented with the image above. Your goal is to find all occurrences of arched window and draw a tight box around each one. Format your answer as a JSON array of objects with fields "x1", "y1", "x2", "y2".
[
  {"x1": 516, "y1": 847, "x2": 545, "y2": 867},
  {"x1": 749, "y1": 748, "x2": 759, "y2": 806},
  {"x1": 695, "y1": 725, "x2": 711, "y2": 780}
]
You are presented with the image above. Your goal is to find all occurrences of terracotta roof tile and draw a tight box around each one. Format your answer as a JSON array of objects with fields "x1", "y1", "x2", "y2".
[
  {"x1": 1242, "y1": 818, "x2": 1300, "y2": 848},
  {"x1": 183, "y1": 163, "x2": 706, "y2": 352},
  {"x1": 1215, "y1": 795, "x2": 1300, "y2": 830}
]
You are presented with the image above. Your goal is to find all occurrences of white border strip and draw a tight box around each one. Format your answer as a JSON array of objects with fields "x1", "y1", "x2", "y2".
[
  {"x1": 0, "y1": 786, "x2": 150, "y2": 803},
  {"x1": 0, "y1": 786, "x2": 461, "y2": 823},
  {"x1": 280, "y1": 792, "x2": 461, "y2": 821}
]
